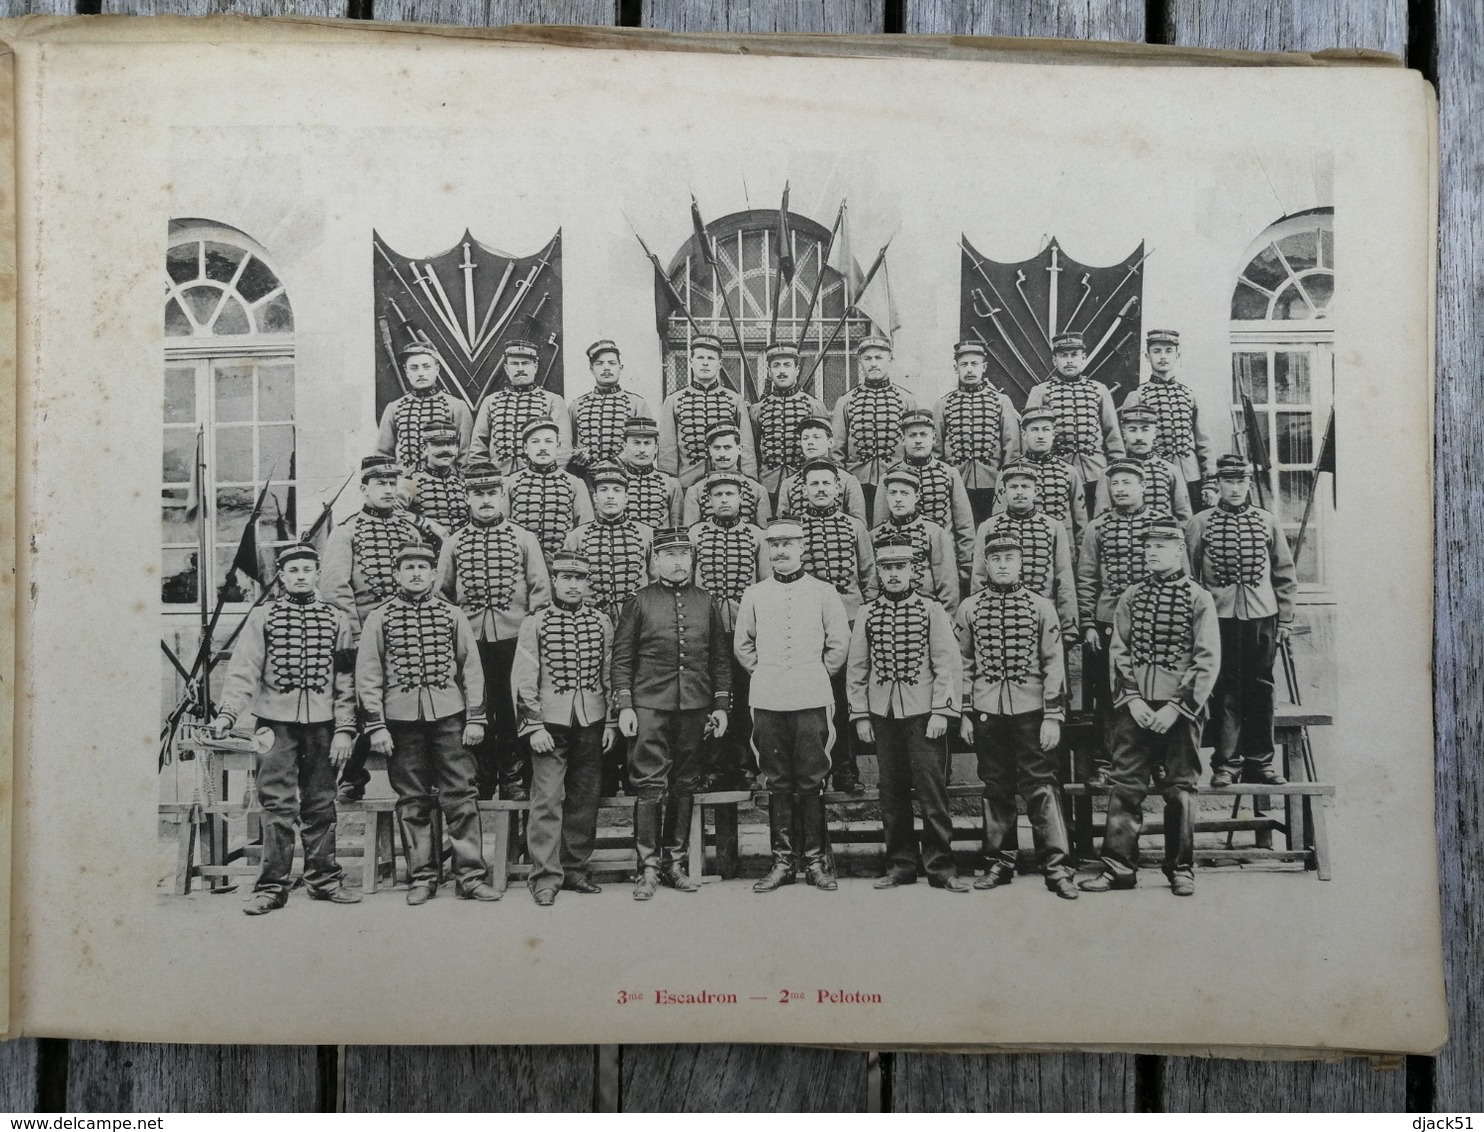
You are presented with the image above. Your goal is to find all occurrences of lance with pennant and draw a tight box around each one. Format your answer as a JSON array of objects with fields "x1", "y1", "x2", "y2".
[
  {"x1": 769, "y1": 182, "x2": 794, "y2": 346},
  {"x1": 797, "y1": 200, "x2": 844, "y2": 349},
  {"x1": 692, "y1": 194, "x2": 757, "y2": 401}
]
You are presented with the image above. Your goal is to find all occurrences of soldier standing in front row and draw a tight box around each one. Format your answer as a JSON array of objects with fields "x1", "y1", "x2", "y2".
[
  {"x1": 504, "y1": 417, "x2": 594, "y2": 563},
  {"x1": 658, "y1": 334, "x2": 758, "y2": 488},
  {"x1": 1120, "y1": 328, "x2": 1215, "y2": 513},
  {"x1": 847, "y1": 534, "x2": 967, "y2": 893},
  {"x1": 470, "y1": 340, "x2": 572, "y2": 475},
  {"x1": 750, "y1": 341, "x2": 827, "y2": 505},
  {"x1": 611, "y1": 529, "x2": 731, "y2": 901},
  {"x1": 689, "y1": 472, "x2": 771, "y2": 791},
  {"x1": 957, "y1": 533, "x2": 1078, "y2": 900},
  {"x1": 736, "y1": 519, "x2": 852, "y2": 894},
  {"x1": 1023, "y1": 332, "x2": 1124, "y2": 514},
  {"x1": 1079, "y1": 517, "x2": 1220, "y2": 898},
  {"x1": 211, "y1": 543, "x2": 361, "y2": 914},
  {"x1": 831, "y1": 336, "x2": 916, "y2": 517},
  {"x1": 1185, "y1": 455, "x2": 1297, "y2": 788},
  {"x1": 934, "y1": 339, "x2": 1020, "y2": 523},
  {"x1": 513, "y1": 551, "x2": 615, "y2": 905},
  {"x1": 436, "y1": 462, "x2": 551, "y2": 801},
  {"x1": 567, "y1": 339, "x2": 651, "y2": 478},
  {"x1": 375, "y1": 343, "x2": 473, "y2": 472},
  {"x1": 356, "y1": 542, "x2": 502, "y2": 905}
]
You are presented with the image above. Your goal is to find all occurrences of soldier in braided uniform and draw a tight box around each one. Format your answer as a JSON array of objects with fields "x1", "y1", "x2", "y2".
[
  {"x1": 847, "y1": 534, "x2": 967, "y2": 893},
  {"x1": 680, "y1": 420, "x2": 772, "y2": 528},
  {"x1": 612, "y1": 529, "x2": 731, "y2": 901},
  {"x1": 830, "y1": 335, "x2": 917, "y2": 517},
  {"x1": 567, "y1": 340, "x2": 652, "y2": 479},
  {"x1": 1023, "y1": 332, "x2": 1125, "y2": 514},
  {"x1": 997, "y1": 408, "x2": 1087, "y2": 557},
  {"x1": 321, "y1": 454, "x2": 433, "y2": 802},
  {"x1": 1077, "y1": 460, "x2": 1170, "y2": 787},
  {"x1": 1121, "y1": 329, "x2": 1216, "y2": 513},
  {"x1": 470, "y1": 340, "x2": 572, "y2": 474},
  {"x1": 512, "y1": 551, "x2": 617, "y2": 904},
  {"x1": 436, "y1": 463, "x2": 551, "y2": 801},
  {"x1": 972, "y1": 460, "x2": 1077, "y2": 644},
  {"x1": 798, "y1": 459, "x2": 878, "y2": 794},
  {"x1": 869, "y1": 466, "x2": 960, "y2": 613},
  {"x1": 873, "y1": 409, "x2": 977, "y2": 592},
  {"x1": 657, "y1": 334, "x2": 758, "y2": 488},
  {"x1": 933, "y1": 340, "x2": 1021, "y2": 523},
  {"x1": 504, "y1": 417, "x2": 594, "y2": 564},
  {"x1": 356, "y1": 543, "x2": 502, "y2": 905},
  {"x1": 375, "y1": 343, "x2": 474, "y2": 473},
  {"x1": 736, "y1": 519, "x2": 852, "y2": 894},
  {"x1": 1185, "y1": 455, "x2": 1297, "y2": 788},
  {"x1": 210, "y1": 543, "x2": 361, "y2": 914},
  {"x1": 955, "y1": 533, "x2": 1078, "y2": 900},
  {"x1": 1080, "y1": 517, "x2": 1220, "y2": 897},
  {"x1": 778, "y1": 415, "x2": 868, "y2": 524},
  {"x1": 401, "y1": 422, "x2": 469, "y2": 533},
  {"x1": 750, "y1": 342, "x2": 826, "y2": 505},
  {"x1": 688, "y1": 471, "x2": 771, "y2": 792},
  {"x1": 616, "y1": 416, "x2": 682, "y2": 529},
  {"x1": 1092, "y1": 405, "x2": 1192, "y2": 523}
]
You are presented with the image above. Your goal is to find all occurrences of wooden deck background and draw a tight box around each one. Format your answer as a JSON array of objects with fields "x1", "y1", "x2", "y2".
[{"x1": 1, "y1": 0, "x2": 1476, "y2": 1113}]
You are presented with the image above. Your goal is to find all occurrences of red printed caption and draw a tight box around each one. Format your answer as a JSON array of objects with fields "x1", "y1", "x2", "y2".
[{"x1": 616, "y1": 989, "x2": 882, "y2": 1005}]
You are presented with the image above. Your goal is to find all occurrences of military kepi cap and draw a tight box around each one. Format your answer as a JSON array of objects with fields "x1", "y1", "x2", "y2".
[
  {"x1": 873, "y1": 532, "x2": 917, "y2": 566},
  {"x1": 652, "y1": 527, "x2": 693, "y2": 552},
  {"x1": 796, "y1": 414, "x2": 833, "y2": 436},
  {"x1": 1106, "y1": 460, "x2": 1147, "y2": 481},
  {"x1": 550, "y1": 551, "x2": 591, "y2": 577},
  {"x1": 1215, "y1": 454, "x2": 1253, "y2": 479},
  {"x1": 1118, "y1": 404, "x2": 1160, "y2": 426},
  {"x1": 395, "y1": 541, "x2": 436, "y2": 567},
  {"x1": 398, "y1": 342, "x2": 440, "y2": 362},
  {"x1": 998, "y1": 458, "x2": 1039, "y2": 483},
  {"x1": 704, "y1": 471, "x2": 745, "y2": 494},
  {"x1": 1051, "y1": 332, "x2": 1085, "y2": 352},
  {"x1": 590, "y1": 463, "x2": 629, "y2": 489},
  {"x1": 360, "y1": 454, "x2": 399, "y2": 482},
  {"x1": 503, "y1": 339, "x2": 540, "y2": 360},
  {"x1": 705, "y1": 420, "x2": 742, "y2": 445},
  {"x1": 801, "y1": 458, "x2": 840, "y2": 479},
  {"x1": 981, "y1": 533, "x2": 1024, "y2": 556},
  {"x1": 901, "y1": 408, "x2": 937, "y2": 432},
  {"x1": 765, "y1": 342, "x2": 800, "y2": 361},
  {"x1": 764, "y1": 518, "x2": 806, "y2": 542},
  {"x1": 1020, "y1": 407, "x2": 1058, "y2": 427},
  {"x1": 464, "y1": 462, "x2": 503, "y2": 490},
  {"x1": 521, "y1": 416, "x2": 560, "y2": 442},
  {"x1": 1141, "y1": 515, "x2": 1184, "y2": 542},
  {"x1": 277, "y1": 543, "x2": 319, "y2": 568},
  {"x1": 1146, "y1": 328, "x2": 1181, "y2": 346},
  {"x1": 855, "y1": 335, "x2": 893, "y2": 354},
  {"x1": 690, "y1": 334, "x2": 725, "y2": 355},
  {"x1": 624, "y1": 415, "x2": 660, "y2": 438},
  {"x1": 882, "y1": 466, "x2": 921, "y2": 490},
  {"x1": 423, "y1": 422, "x2": 459, "y2": 445},
  {"x1": 585, "y1": 339, "x2": 621, "y2": 362},
  {"x1": 954, "y1": 340, "x2": 987, "y2": 359}
]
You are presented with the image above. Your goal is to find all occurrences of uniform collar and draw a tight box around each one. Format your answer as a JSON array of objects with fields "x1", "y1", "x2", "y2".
[
  {"x1": 469, "y1": 514, "x2": 507, "y2": 529},
  {"x1": 553, "y1": 597, "x2": 584, "y2": 613},
  {"x1": 883, "y1": 587, "x2": 916, "y2": 603},
  {"x1": 362, "y1": 503, "x2": 396, "y2": 519},
  {"x1": 525, "y1": 460, "x2": 559, "y2": 476},
  {"x1": 408, "y1": 387, "x2": 440, "y2": 400},
  {"x1": 805, "y1": 504, "x2": 840, "y2": 519},
  {"x1": 1114, "y1": 503, "x2": 1147, "y2": 519},
  {"x1": 396, "y1": 589, "x2": 434, "y2": 605},
  {"x1": 987, "y1": 580, "x2": 1023, "y2": 595},
  {"x1": 957, "y1": 379, "x2": 988, "y2": 393},
  {"x1": 1218, "y1": 500, "x2": 1251, "y2": 514},
  {"x1": 774, "y1": 568, "x2": 805, "y2": 584},
  {"x1": 863, "y1": 375, "x2": 891, "y2": 389},
  {"x1": 710, "y1": 514, "x2": 742, "y2": 529},
  {"x1": 689, "y1": 377, "x2": 721, "y2": 393},
  {"x1": 283, "y1": 591, "x2": 316, "y2": 606},
  {"x1": 596, "y1": 511, "x2": 630, "y2": 527},
  {"x1": 594, "y1": 383, "x2": 624, "y2": 396},
  {"x1": 622, "y1": 460, "x2": 656, "y2": 476},
  {"x1": 1150, "y1": 566, "x2": 1187, "y2": 583},
  {"x1": 659, "y1": 577, "x2": 689, "y2": 590},
  {"x1": 905, "y1": 454, "x2": 935, "y2": 469},
  {"x1": 1006, "y1": 504, "x2": 1038, "y2": 519},
  {"x1": 888, "y1": 513, "x2": 920, "y2": 527}
]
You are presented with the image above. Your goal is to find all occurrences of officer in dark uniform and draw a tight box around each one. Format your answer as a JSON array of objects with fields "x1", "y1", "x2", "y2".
[{"x1": 611, "y1": 528, "x2": 731, "y2": 900}]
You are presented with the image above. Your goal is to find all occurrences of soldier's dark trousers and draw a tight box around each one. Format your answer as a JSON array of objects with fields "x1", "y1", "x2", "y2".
[
  {"x1": 874, "y1": 714, "x2": 956, "y2": 883},
  {"x1": 1186, "y1": 481, "x2": 1207, "y2": 515},
  {"x1": 1212, "y1": 615, "x2": 1279, "y2": 780},
  {"x1": 973, "y1": 711, "x2": 1073, "y2": 885},
  {"x1": 477, "y1": 638, "x2": 524, "y2": 797},
  {"x1": 860, "y1": 484, "x2": 877, "y2": 523},
  {"x1": 706, "y1": 649, "x2": 754, "y2": 786},
  {"x1": 828, "y1": 668, "x2": 860, "y2": 788},
  {"x1": 1100, "y1": 704, "x2": 1202, "y2": 882},
  {"x1": 338, "y1": 729, "x2": 372, "y2": 795},
  {"x1": 386, "y1": 714, "x2": 489, "y2": 893},
  {"x1": 253, "y1": 720, "x2": 342, "y2": 902},
  {"x1": 629, "y1": 708, "x2": 707, "y2": 874},
  {"x1": 1082, "y1": 621, "x2": 1116, "y2": 774},
  {"x1": 752, "y1": 707, "x2": 831, "y2": 794},
  {"x1": 526, "y1": 722, "x2": 604, "y2": 892},
  {"x1": 965, "y1": 487, "x2": 997, "y2": 528}
]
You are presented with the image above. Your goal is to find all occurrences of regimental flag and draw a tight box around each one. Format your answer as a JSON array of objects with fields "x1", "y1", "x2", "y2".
[
  {"x1": 775, "y1": 183, "x2": 795, "y2": 286},
  {"x1": 183, "y1": 425, "x2": 207, "y2": 522},
  {"x1": 1314, "y1": 407, "x2": 1336, "y2": 505},
  {"x1": 372, "y1": 229, "x2": 563, "y2": 422},
  {"x1": 961, "y1": 235, "x2": 1146, "y2": 408}
]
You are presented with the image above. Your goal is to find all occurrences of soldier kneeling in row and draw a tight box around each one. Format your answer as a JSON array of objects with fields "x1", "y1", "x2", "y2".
[
  {"x1": 956, "y1": 534, "x2": 1078, "y2": 900},
  {"x1": 513, "y1": 551, "x2": 615, "y2": 905},
  {"x1": 212, "y1": 543, "x2": 361, "y2": 915},
  {"x1": 1080, "y1": 517, "x2": 1220, "y2": 898},
  {"x1": 611, "y1": 528, "x2": 731, "y2": 901},
  {"x1": 357, "y1": 542, "x2": 502, "y2": 905},
  {"x1": 847, "y1": 534, "x2": 967, "y2": 892}
]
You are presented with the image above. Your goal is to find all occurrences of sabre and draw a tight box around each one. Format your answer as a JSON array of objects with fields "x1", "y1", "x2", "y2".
[
  {"x1": 972, "y1": 327, "x2": 1033, "y2": 399},
  {"x1": 420, "y1": 261, "x2": 473, "y2": 355},
  {"x1": 1016, "y1": 269, "x2": 1051, "y2": 347},
  {"x1": 1047, "y1": 244, "x2": 1062, "y2": 338},
  {"x1": 474, "y1": 244, "x2": 554, "y2": 363},
  {"x1": 473, "y1": 261, "x2": 516, "y2": 351},
  {"x1": 1071, "y1": 248, "x2": 1154, "y2": 335},
  {"x1": 389, "y1": 298, "x2": 472, "y2": 410},
  {"x1": 375, "y1": 240, "x2": 465, "y2": 362},
  {"x1": 459, "y1": 243, "x2": 478, "y2": 346},
  {"x1": 379, "y1": 315, "x2": 407, "y2": 393},
  {"x1": 961, "y1": 241, "x2": 1044, "y2": 364},
  {"x1": 1065, "y1": 273, "x2": 1093, "y2": 330},
  {"x1": 481, "y1": 290, "x2": 551, "y2": 381},
  {"x1": 1084, "y1": 330, "x2": 1134, "y2": 380},
  {"x1": 474, "y1": 291, "x2": 552, "y2": 405},
  {"x1": 969, "y1": 292, "x2": 1042, "y2": 387},
  {"x1": 970, "y1": 288, "x2": 996, "y2": 319},
  {"x1": 409, "y1": 263, "x2": 460, "y2": 351},
  {"x1": 1086, "y1": 296, "x2": 1139, "y2": 367}
]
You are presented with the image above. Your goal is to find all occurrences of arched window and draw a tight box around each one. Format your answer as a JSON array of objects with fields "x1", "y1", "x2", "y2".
[
  {"x1": 162, "y1": 220, "x2": 297, "y2": 608},
  {"x1": 1229, "y1": 208, "x2": 1333, "y2": 588},
  {"x1": 662, "y1": 210, "x2": 876, "y2": 407}
]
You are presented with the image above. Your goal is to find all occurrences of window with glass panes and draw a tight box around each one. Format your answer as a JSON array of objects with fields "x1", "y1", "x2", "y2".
[
  {"x1": 661, "y1": 210, "x2": 875, "y2": 408},
  {"x1": 1229, "y1": 209, "x2": 1333, "y2": 588},
  {"x1": 162, "y1": 222, "x2": 296, "y2": 607}
]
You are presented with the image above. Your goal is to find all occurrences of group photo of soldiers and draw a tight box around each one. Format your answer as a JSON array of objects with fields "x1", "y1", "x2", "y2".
[{"x1": 198, "y1": 313, "x2": 1303, "y2": 914}]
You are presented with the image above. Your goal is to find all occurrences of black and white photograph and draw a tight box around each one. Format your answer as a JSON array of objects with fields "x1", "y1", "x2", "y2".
[{"x1": 6, "y1": 22, "x2": 1439, "y2": 1053}]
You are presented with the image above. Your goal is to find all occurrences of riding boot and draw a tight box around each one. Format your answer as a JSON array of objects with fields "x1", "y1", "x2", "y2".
[
  {"x1": 660, "y1": 793, "x2": 700, "y2": 892},
  {"x1": 632, "y1": 794, "x2": 662, "y2": 901},
  {"x1": 800, "y1": 791, "x2": 838, "y2": 891},
  {"x1": 753, "y1": 792, "x2": 796, "y2": 893}
]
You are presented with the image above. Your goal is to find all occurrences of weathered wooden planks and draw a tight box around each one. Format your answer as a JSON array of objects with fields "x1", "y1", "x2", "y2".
[
  {"x1": 0, "y1": 1040, "x2": 41, "y2": 1112},
  {"x1": 621, "y1": 1044, "x2": 868, "y2": 1111},
  {"x1": 375, "y1": 0, "x2": 614, "y2": 27},
  {"x1": 891, "y1": 1052, "x2": 1138, "y2": 1113},
  {"x1": 1432, "y1": 0, "x2": 1482, "y2": 1111},
  {"x1": 904, "y1": 0, "x2": 1144, "y2": 39},
  {"x1": 64, "y1": 1043, "x2": 322, "y2": 1111},
  {"x1": 343, "y1": 1045, "x2": 596, "y2": 1111},
  {"x1": 642, "y1": 0, "x2": 883, "y2": 33},
  {"x1": 1165, "y1": 0, "x2": 1408, "y2": 54}
]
